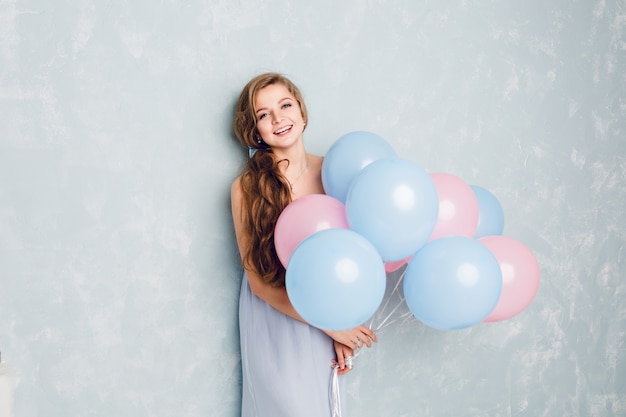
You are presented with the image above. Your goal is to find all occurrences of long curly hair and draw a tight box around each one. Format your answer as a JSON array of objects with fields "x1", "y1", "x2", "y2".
[{"x1": 232, "y1": 72, "x2": 309, "y2": 287}]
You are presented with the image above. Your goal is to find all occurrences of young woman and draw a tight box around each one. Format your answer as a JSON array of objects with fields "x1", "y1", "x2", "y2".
[{"x1": 231, "y1": 72, "x2": 377, "y2": 416}]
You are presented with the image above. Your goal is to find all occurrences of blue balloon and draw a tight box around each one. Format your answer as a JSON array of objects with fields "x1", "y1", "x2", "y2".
[
  {"x1": 403, "y1": 237, "x2": 502, "y2": 331},
  {"x1": 286, "y1": 228, "x2": 386, "y2": 330},
  {"x1": 471, "y1": 185, "x2": 505, "y2": 238},
  {"x1": 345, "y1": 158, "x2": 439, "y2": 262},
  {"x1": 322, "y1": 131, "x2": 397, "y2": 203}
]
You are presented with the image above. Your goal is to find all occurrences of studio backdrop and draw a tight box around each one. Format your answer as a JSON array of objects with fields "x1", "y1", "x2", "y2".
[{"x1": 0, "y1": 1, "x2": 624, "y2": 416}]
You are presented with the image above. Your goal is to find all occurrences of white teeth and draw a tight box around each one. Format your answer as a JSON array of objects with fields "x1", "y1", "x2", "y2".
[{"x1": 275, "y1": 126, "x2": 292, "y2": 135}]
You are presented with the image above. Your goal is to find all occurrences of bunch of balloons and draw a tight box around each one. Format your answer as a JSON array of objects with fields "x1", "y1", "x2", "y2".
[{"x1": 277, "y1": 131, "x2": 540, "y2": 331}]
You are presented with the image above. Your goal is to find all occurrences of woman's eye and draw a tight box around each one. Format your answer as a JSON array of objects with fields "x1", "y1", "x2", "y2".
[
  {"x1": 258, "y1": 113, "x2": 268, "y2": 120},
  {"x1": 282, "y1": 103, "x2": 292, "y2": 109}
]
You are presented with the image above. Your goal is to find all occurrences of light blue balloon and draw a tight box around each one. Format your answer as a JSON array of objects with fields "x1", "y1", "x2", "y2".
[
  {"x1": 403, "y1": 237, "x2": 503, "y2": 331},
  {"x1": 286, "y1": 228, "x2": 386, "y2": 330},
  {"x1": 345, "y1": 158, "x2": 439, "y2": 262},
  {"x1": 322, "y1": 131, "x2": 397, "y2": 203},
  {"x1": 471, "y1": 185, "x2": 505, "y2": 238}
]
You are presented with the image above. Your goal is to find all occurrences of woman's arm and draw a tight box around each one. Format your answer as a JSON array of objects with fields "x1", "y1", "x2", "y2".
[
  {"x1": 231, "y1": 177, "x2": 377, "y2": 372},
  {"x1": 231, "y1": 177, "x2": 305, "y2": 321}
]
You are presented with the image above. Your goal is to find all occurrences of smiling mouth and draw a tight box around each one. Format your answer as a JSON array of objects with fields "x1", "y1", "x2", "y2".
[{"x1": 274, "y1": 125, "x2": 293, "y2": 135}]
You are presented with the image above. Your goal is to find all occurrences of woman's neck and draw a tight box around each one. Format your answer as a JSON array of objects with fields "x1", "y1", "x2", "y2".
[
  {"x1": 285, "y1": 154, "x2": 309, "y2": 190},
  {"x1": 274, "y1": 143, "x2": 308, "y2": 175}
]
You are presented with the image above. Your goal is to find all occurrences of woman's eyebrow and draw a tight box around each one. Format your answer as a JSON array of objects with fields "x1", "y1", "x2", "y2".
[{"x1": 255, "y1": 97, "x2": 292, "y2": 113}]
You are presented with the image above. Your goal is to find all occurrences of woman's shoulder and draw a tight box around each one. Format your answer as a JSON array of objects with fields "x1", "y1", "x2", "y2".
[
  {"x1": 231, "y1": 174, "x2": 244, "y2": 198},
  {"x1": 308, "y1": 154, "x2": 324, "y2": 168}
]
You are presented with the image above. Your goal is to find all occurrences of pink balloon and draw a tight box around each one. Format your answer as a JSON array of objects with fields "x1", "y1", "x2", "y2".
[
  {"x1": 479, "y1": 236, "x2": 540, "y2": 322},
  {"x1": 384, "y1": 255, "x2": 413, "y2": 274},
  {"x1": 429, "y1": 172, "x2": 479, "y2": 240},
  {"x1": 275, "y1": 194, "x2": 349, "y2": 268}
]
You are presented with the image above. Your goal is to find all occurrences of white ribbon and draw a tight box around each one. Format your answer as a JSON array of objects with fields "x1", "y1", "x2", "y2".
[
  {"x1": 329, "y1": 366, "x2": 342, "y2": 417},
  {"x1": 329, "y1": 352, "x2": 358, "y2": 417},
  {"x1": 329, "y1": 268, "x2": 413, "y2": 416}
]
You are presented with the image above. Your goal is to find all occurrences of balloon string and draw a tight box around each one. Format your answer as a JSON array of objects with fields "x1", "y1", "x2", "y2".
[
  {"x1": 330, "y1": 267, "x2": 411, "y2": 416},
  {"x1": 369, "y1": 269, "x2": 405, "y2": 325},
  {"x1": 370, "y1": 268, "x2": 410, "y2": 332},
  {"x1": 329, "y1": 350, "x2": 360, "y2": 417},
  {"x1": 377, "y1": 310, "x2": 416, "y2": 332},
  {"x1": 373, "y1": 296, "x2": 407, "y2": 332},
  {"x1": 329, "y1": 367, "x2": 342, "y2": 417}
]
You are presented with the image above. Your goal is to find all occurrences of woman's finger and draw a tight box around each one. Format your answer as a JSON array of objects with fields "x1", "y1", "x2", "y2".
[
  {"x1": 334, "y1": 341, "x2": 346, "y2": 370},
  {"x1": 359, "y1": 326, "x2": 377, "y2": 345},
  {"x1": 337, "y1": 344, "x2": 354, "y2": 375}
]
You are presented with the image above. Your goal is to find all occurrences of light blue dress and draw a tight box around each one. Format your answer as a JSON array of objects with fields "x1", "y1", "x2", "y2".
[{"x1": 239, "y1": 273, "x2": 347, "y2": 417}]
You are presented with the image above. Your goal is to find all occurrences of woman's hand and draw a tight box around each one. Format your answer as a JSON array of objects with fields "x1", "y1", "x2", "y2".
[
  {"x1": 325, "y1": 325, "x2": 377, "y2": 350},
  {"x1": 326, "y1": 326, "x2": 377, "y2": 374},
  {"x1": 331, "y1": 341, "x2": 354, "y2": 375}
]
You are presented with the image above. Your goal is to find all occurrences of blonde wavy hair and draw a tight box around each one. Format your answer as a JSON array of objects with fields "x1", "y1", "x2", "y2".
[{"x1": 232, "y1": 72, "x2": 309, "y2": 287}]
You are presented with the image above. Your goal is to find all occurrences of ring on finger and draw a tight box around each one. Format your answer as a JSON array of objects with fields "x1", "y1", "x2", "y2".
[{"x1": 346, "y1": 356, "x2": 354, "y2": 369}]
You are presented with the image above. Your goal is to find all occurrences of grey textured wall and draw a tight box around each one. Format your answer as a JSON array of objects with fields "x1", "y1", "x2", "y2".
[{"x1": 1, "y1": 1, "x2": 624, "y2": 416}]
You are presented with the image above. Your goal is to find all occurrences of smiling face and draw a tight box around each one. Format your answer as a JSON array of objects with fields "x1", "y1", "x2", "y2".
[{"x1": 253, "y1": 83, "x2": 306, "y2": 151}]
